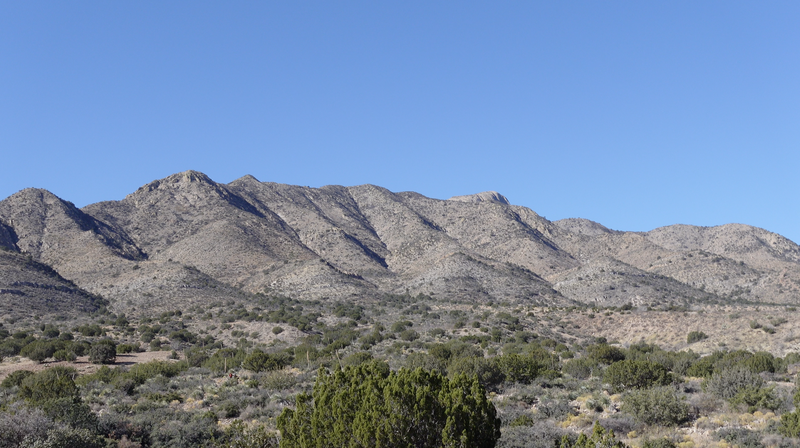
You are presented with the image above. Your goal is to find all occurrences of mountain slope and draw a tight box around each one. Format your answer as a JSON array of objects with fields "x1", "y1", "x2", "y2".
[
  {"x1": 0, "y1": 249, "x2": 107, "y2": 320},
  {"x1": 0, "y1": 170, "x2": 798, "y2": 317}
]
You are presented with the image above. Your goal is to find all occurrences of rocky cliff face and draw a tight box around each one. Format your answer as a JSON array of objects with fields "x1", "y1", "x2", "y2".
[{"x1": 1, "y1": 170, "x2": 798, "y2": 317}]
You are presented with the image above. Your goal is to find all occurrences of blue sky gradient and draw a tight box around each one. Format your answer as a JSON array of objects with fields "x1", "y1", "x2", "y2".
[{"x1": 1, "y1": 2, "x2": 798, "y2": 243}]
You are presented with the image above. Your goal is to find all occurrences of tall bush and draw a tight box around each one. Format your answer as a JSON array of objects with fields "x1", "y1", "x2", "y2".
[
  {"x1": 703, "y1": 365, "x2": 764, "y2": 400},
  {"x1": 622, "y1": 386, "x2": 688, "y2": 426},
  {"x1": 277, "y1": 361, "x2": 501, "y2": 448},
  {"x1": 603, "y1": 360, "x2": 672, "y2": 394}
]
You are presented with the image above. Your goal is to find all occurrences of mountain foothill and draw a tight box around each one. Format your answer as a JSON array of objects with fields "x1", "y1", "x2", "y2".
[{"x1": 1, "y1": 170, "x2": 798, "y2": 320}]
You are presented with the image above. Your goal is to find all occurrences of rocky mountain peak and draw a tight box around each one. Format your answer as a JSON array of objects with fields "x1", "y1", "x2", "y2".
[
  {"x1": 235, "y1": 174, "x2": 260, "y2": 183},
  {"x1": 448, "y1": 191, "x2": 510, "y2": 205},
  {"x1": 134, "y1": 170, "x2": 217, "y2": 194}
]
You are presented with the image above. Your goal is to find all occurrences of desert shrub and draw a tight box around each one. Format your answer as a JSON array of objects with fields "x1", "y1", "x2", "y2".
[
  {"x1": 715, "y1": 427, "x2": 765, "y2": 448},
  {"x1": 687, "y1": 331, "x2": 708, "y2": 344},
  {"x1": 562, "y1": 357, "x2": 597, "y2": 380},
  {"x1": 242, "y1": 350, "x2": 288, "y2": 373},
  {"x1": 793, "y1": 387, "x2": 800, "y2": 408},
  {"x1": 685, "y1": 351, "x2": 725, "y2": 378},
  {"x1": 70, "y1": 341, "x2": 89, "y2": 357},
  {"x1": 715, "y1": 350, "x2": 757, "y2": 372},
  {"x1": 405, "y1": 353, "x2": 447, "y2": 375},
  {"x1": 292, "y1": 344, "x2": 320, "y2": 366},
  {"x1": 203, "y1": 348, "x2": 248, "y2": 373},
  {"x1": 497, "y1": 422, "x2": 569, "y2": 448},
  {"x1": 76, "y1": 365, "x2": 124, "y2": 387},
  {"x1": 390, "y1": 320, "x2": 413, "y2": 333},
  {"x1": 218, "y1": 419, "x2": 278, "y2": 448},
  {"x1": 448, "y1": 356, "x2": 504, "y2": 390},
  {"x1": 557, "y1": 422, "x2": 626, "y2": 448},
  {"x1": 597, "y1": 416, "x2": 635, "y2": 438},
  {"x1": 587, "y1": 344, "x2": 626, "y2": 365},
  {"x1": 642, "y1": 438, "x2": 677, "y2": 448},
  {"x1": 126, "y1": 360, "x2": 188, "y2": 386},
  {"x1": 88, "y1": 343, "x2": 116, "y2": 364},
  {"x1": 219, "y1": 401, "x2": 241, "y2": 419},
  {"x1": 116, "y1": 343, "x2": 138, "y2": 354},
  {"x1": 184, "y1": 346, "x2": 210, "y2": 367},
  {"x1": 667, "y1": 350, "x2": 700, "y2": 376},
  {"x1": 780, "y1": 411, "x2": 800, "y2": 438},
  {"x1": 603, "y1": 359, "x2": 672, "y2": 393},
  {"x1": 704, "y1": 365, "x2": 764, "y2": 400},
  {"x1": 140, "y1": 331, "x2": 155, "y2": 343},
  {"x1": 53, "y1": 349, "x2": 77, "y2": 362},
  {"x1": 428, "y1": 343, "x2": 453, "y2": 361},
  {"x1": 42, "y1": 327, "x2": 60, "y2": 339},
  {"x1": 429, "y1": 328, "x2": 446, "y2": 337},
  {"x1": 447, "y1": 340, "x2": 484, "y2": 360},
  {"x1": 729, "y1": 386, "x2": 782, "y2": 412},
  {"x1": 321, "y1": 324, "x2": 361, "y2": 354},
  {"x1": 147, "y1": 411, "x2": 219, "y2": 448},
  {"x1": 169, "y1": 329, "x2": 196, "y2": 344},
  {"x1": 1, "y1": 369, "x2": 35, "y2": 388},
  {"x1": 625, "y1": 341, "x2": 659, "y2": 359},
  {"x1": 494, "y1": 350, "x2": 558, "y2": 384},
  {"x1": 0, "y1": 338, "x2": 28, "y2": 357},
  {"x1": 744, "y1": 351, "x2": 777, "y2": 374},
  {"x1": 537, "y1": 399, "x2": 575, "y2": 420},
  {"x1": 507, "y1": 413, "x2": 535, "y2": 427},
  {"x1": 19, "y1": 367, "x2": 79, "y2": 404},
  {"x1": 0, "y1": 404, "x2": 57, "y2": 448},
  {"x1": 400, "y1": 329, "x2": 420, "y2": 341},
  {"x1": 17, "y1": 426, "x2": 104, "y2": 448},
  {"x1": 622, "y1": 386, "x2": 688, "y2": 426},
  {"x1": 342, "y1": 351, "x2": 373, "y2": 367},
  {"x1": 260, "y1": 370, "x2": 298, "y2": 391},
  {"x1": 37, "y1": 396, "x2": 98, "y2": 431},
  {"x1": 20, "y1": 340, "x2": 57, "y2": 363},
  {"x1": 75, "y1": 324, "x2": 104, "y2": 337},
  {"x1": 277, "y1": 361, "x2": 501, "y2": 448},
  {"x1": 358, "y1": 329, "x2": 384, "y2": 350}
]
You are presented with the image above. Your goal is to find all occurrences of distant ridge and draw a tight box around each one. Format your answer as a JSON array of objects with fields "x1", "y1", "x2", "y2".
[{"x1": 0, "y1": 170, "x2": 798, "y2": 317}]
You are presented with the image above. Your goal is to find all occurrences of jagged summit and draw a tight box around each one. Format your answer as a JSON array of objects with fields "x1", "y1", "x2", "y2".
[
  {"x1": 231, "y1": 174, "x2": 260, "y2": 184},
  {"x1": 448, "y1": 191, "x2": 510, "y2": 205},
  {"x1": 134, "y1": 170, "x2": 217, "y2": 193}
]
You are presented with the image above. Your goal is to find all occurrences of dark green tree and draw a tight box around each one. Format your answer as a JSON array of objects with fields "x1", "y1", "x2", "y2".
[
  {"x1": 587, "y1": 344, "x2": 626, "y2": 365},
  {"x1": 686, "y1": 331, "x2": 708, "y2": 344},
  {"x1": 19, "y1": 367, "x2": 79, "y2": 404},
  {"x1": 603, "y1": 359, "x2": 672, "y2": 393},
  {"x1": 242, "y1": 350, "x2": 286, "y2": 373},
  {"x1": 277, "y1": 361, "x2": 501, "y2": 448},
  {"x1": 88, "y1": 343, "x2": 116, "y2": 364},
  {"x1": 20, "y1": 340, "x2": 57, "y2": 363}
]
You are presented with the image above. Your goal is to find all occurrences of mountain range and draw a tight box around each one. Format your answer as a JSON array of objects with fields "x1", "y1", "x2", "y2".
[{"x1": 1, "y1": 170, "x2": 798, "y2": 319}]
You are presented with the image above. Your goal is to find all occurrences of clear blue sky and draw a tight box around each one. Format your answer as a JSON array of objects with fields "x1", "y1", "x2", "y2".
[{"x1": 1, "y1": 2, "x2": 798, "y2": 243}]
